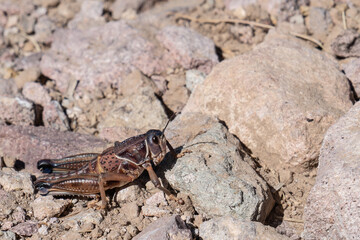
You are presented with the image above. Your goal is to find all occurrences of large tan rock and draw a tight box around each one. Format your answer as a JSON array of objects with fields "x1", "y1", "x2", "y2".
[{"x1": 182, "y1": 37, "x2": 352, "y2": 172}]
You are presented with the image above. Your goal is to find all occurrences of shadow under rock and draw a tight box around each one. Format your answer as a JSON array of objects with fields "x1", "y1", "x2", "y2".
[
  {"x1": 14, "y1": 159, "x2": 25, "y2": 171},
  {"x1": 154, "y1": 146, "x2": 183, "y2": 189},
  {"x1": 265, "y1": 187, "x2": 285, "y2": 229}
]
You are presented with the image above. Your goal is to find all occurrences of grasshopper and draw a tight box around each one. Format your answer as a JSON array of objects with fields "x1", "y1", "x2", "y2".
[{"x1": 34, "y1": 120, "x2": 178, "y2": 209}]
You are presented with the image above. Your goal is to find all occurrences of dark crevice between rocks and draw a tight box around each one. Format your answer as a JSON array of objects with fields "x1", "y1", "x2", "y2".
[
  {"x1": 265, "y1": 193, "x2": 284, "y2": 228},
  {"x1": 346, "y1": 78, "x2": 359, "y2": 103},
  {"x1": 102, "y1": 8, "x2": 112, "y2": 22},
  {"x1": 38, "y1": 74, "x2": 52, "y2": 86},
  {"x1": 34, "y1": 104, "x2": 44, "y2": 126},
  {"x1": 264, "y1": 175, "x2": 285, "y2": 228},
  {"x1": 155, "y1": 93, "x2": 175, "y2": 119},
  {"x1": 59, "y1": 102, "x2": 73, "y2": 131},
  {"x1": 14, "y1": 160, "x2": 25, "y2": 171},
  {"x1": 215, "y1": 45, "x2": 225, "y2": 62},
  {"x1": 219, "y1": 119, "x2": 256, "y2": 158}
]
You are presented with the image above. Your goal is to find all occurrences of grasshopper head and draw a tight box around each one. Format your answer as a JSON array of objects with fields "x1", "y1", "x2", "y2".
[
  {"x1": 146, "y1": 129, "x2": 167, "y2": 166},
  {"x1": 146, "y1": 113, "x2": 176, "y2": 166}
]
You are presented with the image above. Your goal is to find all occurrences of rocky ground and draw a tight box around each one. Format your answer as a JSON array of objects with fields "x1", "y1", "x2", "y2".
[{"x1": 0, "y1": 0, "x2": 359, "y2": 239}]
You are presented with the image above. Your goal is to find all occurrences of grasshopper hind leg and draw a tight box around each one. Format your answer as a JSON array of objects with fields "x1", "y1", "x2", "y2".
[
  {"x1": 35, "y1": 181, "x2": 52, "y2": 195},
  {"x1": 37, "y1": 159, "x2": 55, "y2": 173},
  {"x1": 37, "y1": 153, "x2": 98, "y2": 174}
]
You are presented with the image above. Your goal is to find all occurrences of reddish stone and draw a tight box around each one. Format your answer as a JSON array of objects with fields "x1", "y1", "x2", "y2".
[{"x1": 0, "y1": 125, "x2": 107, "y2": 173}]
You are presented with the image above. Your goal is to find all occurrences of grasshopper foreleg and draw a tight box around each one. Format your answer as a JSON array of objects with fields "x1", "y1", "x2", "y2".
[
  {"x1": 98, "y1": 172, "x2": 134, "y2": 209},
  {"x1": 144, "y1": 163, "x2": 179, "y2": 202}
]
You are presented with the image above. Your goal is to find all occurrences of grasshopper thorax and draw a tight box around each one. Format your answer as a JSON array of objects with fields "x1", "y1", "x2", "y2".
[{"x1": 145, "y1": 129, "x2": 167, "y2": 166}]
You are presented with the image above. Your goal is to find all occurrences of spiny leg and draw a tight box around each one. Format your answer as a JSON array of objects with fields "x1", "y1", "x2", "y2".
[
  {"x1": 37, "y1": 153, "x2": 98, "y2": 173},
  {"x1": 144, "y1": 164, "x2": 182, "y2": 203},
  {"x1": 35, "y1": 173, "x2": 101, "y2": 198}
]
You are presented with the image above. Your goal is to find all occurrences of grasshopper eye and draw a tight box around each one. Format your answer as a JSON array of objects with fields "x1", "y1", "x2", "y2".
[{"x1": 152, "y1": 136, "x2": 159, "y2": 144}]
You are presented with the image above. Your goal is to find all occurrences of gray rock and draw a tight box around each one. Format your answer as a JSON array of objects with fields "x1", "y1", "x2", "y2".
[
  {"x1": 165, "y1": 114, "x2": 274, "y2": 222},
  {"x1": 157, "y1": 26, "x2": 218, "y2": 74},
  {"x1": 133, "y1": 215, "x2": 192, "y2": 240},
  {"x1": 343, "y1": 57, "x2": 360, "y2": 97},
  {"x1": 0, "y1": 125, "x2": 107, "y2": 173},
  {"x1": 182, "y1": 34, "x2": 352, "y2": 175},
  {"x1": 31, "y1": 196, "x2": 71, "y2": 220},
  {"x1": 331, "y1": 29, "x2": 360, "y2": 58},
  {"x1": 303, "y1": 101, "x2": 360, "y2": 240},
  {"x1": 0, "y1": 168, "x2": 34, "y2": 194},
  {"x1": 185, "y1": 69, "x2": 206, "y2": 92},
  {"x1": 10, "y1": 221, "x2": 37, "y2": 237},
  {"x1": 199, "y1": 216, "x2": 290, "y2": 240}
]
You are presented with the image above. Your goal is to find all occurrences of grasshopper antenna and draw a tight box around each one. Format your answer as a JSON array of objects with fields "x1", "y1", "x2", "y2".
[
  {"x1": 162, "y1": 112, "x2": 179, "y2": 133},
  {"x1": 162, "y1": 112, "x2": 179, "y2": 160}
]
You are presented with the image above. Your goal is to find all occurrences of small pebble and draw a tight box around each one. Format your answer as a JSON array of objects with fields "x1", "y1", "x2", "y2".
[
  {"x1": 49, "y1": 217, "x2": 59, "y2": 224},
  {"x1": 38, "y1": 225, "x2": 48, "y2": 235}
]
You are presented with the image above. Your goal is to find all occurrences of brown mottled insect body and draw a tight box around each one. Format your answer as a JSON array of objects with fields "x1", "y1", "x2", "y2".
[{"x1": 35, "y1": 128, "x2": 176, "y2": 208}]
